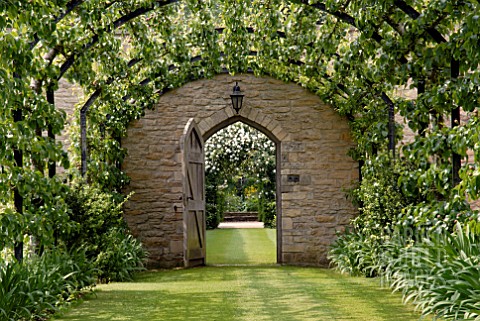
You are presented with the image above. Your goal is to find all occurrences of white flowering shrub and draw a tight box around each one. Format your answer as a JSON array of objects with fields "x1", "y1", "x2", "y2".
[{"x1": 205, "y1": 122, "x2": 276, "y2": 228}]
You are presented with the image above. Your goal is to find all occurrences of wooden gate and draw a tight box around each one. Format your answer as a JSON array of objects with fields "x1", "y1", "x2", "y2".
[{"x1": 181, "y1": 118, "x2": 206, "y2": 267}]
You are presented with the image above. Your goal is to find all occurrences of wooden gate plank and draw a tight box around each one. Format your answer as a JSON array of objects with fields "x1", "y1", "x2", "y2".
[{"x1": 181, "y1": 119, "x2": 206, "y2": 267}]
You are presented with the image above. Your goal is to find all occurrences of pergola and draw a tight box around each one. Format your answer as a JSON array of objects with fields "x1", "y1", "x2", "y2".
[{"x1": 1, "y1": 0, "x2": 479, "y2": 261}]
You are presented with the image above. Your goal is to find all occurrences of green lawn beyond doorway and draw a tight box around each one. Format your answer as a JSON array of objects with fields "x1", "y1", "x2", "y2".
[
  {"x1": 53, "y1": 229, "x2": 427, "y2": 321},
  {"x1": 206, "y1": 228, "x2": 276, "y2": 265}
]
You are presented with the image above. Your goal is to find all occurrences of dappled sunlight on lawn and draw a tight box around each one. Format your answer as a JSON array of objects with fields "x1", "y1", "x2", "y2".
[
  {"x1": 53, "y1": 267, "x2": 429, "y2": 321},
  {"x1": 55, "y1": 229, "x2": 432, "y2": 321},
  {"x1": 52, "y1": 229, "x2": 429, "y2": 321}
]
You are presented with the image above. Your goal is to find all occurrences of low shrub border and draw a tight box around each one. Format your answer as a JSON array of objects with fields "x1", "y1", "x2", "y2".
[
  {"x1": 0, "y1": 249, "x2": 95, "y2": 321},
  {"x1": 329, "y1": 222, "x2": 480, "y2": 320}
]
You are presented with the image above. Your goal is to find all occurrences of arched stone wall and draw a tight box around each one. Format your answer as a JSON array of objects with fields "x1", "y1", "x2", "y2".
[{"x1": 122, "y1": 74, "x2": 358, "y2": 268}]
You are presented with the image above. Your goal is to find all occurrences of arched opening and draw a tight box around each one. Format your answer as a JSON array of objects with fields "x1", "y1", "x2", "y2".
[
  {"x1": 203, "y1": 118, "x2": 281, "y2": 265},
  {"x1": 123, "y1": 74, "x2": 356, "y2": 268}
]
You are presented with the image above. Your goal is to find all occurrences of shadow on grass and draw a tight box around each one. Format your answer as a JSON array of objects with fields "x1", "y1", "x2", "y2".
[{"x1": 53, "y1": 267, "x2": 429, "y2": 321}]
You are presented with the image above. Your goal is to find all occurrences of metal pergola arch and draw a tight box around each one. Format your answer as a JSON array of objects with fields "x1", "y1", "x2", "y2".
[
  {"x1": 45, "y1": 0, "x2": 453, "y2": 167},
  {"x1": 16, "y1": 0, "x2": 459, "y2": 175},
  {"x1": 27, "y1": 0, "x2": 455, "y2": 102},
  {"x1": 8, "y1": 0, "x2": 472, "y2": 261},
  {"x1": 20, "y1": 0, "x2": 456, "y2": 194},
  {"x1": 72, "y1": 14, "x2": 411, "y2": 176}
]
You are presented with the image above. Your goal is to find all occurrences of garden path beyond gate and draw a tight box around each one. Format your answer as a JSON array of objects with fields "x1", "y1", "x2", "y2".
[{"x1": 122, "y1": 74, "x2": 358, "y2": 268}]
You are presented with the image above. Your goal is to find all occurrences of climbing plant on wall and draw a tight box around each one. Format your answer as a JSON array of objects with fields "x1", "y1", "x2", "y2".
[
  {"x1": 1, "y1": 0, "x2": 480, "y2": 261},
  {"x1": 2, "y1": 0, "x2": 480, "y2": 317}
]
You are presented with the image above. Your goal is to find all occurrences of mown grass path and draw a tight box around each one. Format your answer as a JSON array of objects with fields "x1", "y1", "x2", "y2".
[
  {"x1": 53, "y1": 229, "x2": 426, "y2": 321},
  {"x1": 206, "y1": 228, "x2": 276, "y2": 265}
]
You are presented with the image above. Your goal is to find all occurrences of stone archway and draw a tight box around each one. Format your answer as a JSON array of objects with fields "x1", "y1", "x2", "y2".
[
  {"x1": 122, "y1": 74, "x2": 358, "y2": 268},
  {"x1": 202, "y1": 115, "x2": 283, "y2": 264}
]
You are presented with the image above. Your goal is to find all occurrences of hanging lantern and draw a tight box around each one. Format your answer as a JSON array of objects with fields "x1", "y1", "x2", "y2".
[{"x1": 230, "y1": 82, "x2": 244, "y2": 114}]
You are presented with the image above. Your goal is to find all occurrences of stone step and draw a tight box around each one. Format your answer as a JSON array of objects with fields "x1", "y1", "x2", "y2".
[
  {"x1": 223, "y1": 216, "x2": 259, "y2": 222},
  {"x1": 223, "y1": 212, "x2": 259, "y2": 222}
]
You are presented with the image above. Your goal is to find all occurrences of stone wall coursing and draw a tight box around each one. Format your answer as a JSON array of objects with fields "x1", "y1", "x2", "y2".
[
  {"x1": 54, "y1": 75, "x2": 479, "y2": 268},
  {"x1": 122, "y1": 74, "x2": 358, "y2": 268},
  {"x1": 395, "y1": 85, "x2": 476, "y2": 165},
  {"x1": 55, "y1": 79, "x2": 82, "y2": 174},
  {"x1": 395, "y1": 85, "x2": 479, "y2": 209}
]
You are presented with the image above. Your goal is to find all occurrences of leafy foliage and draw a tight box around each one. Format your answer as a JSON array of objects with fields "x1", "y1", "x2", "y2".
[
  {"x1": 331, "y1": 146, "x2": 480, "y2": 319},
  {"x1": 205, "y1": 175, "x2": 226, "y2": 229},
  {"x1": 0, "y1": 182, "x2": 146, "y2": 320},
  {"x1": 0, "y1": 0, "x2": 479, "y2": 202},
  {"x1": 1, "y1": 0, "x2": 480, "y2": 230},
  {"x1": 330, "y1": 222, "x2": 480, "y2": 320},
  {"x1": 387, "y1": 223, "x2": 480, "y2": 320},
  {"x1": 329, "y1": 230, "x2": 371, "y2": 277},
  {"x1": 350, "y1": 155, "x2": 407, "y2": 238},
  {"x1": 62, "y1": 183, "x2": 146, "y2": 282},
  {"x1": 93, "y1": 228, "x2": 146, "y2": 283},
  {"x1": 0, "y1": 248, "x2": 95, "y2": 321},
  {"x1": 2, "y1": 0, "x2": 480, "y2": 318},
  {"x1": 0, "y1": 174, "x2": 74, "y2": 253}
]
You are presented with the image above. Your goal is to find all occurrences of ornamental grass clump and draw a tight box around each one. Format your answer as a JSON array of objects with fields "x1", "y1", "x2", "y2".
[
  {"x1": 0, "y1": 249, "x2": 95, "y2": 321},
  {"x1": 94, "y1": 228, "x2": 146, "y2": 283},
  {"x1": 328, "y1": 228, "x2": 373, "y2": 276},
  {"x1": 386, "y1": 223, "x2": 480, "y2": 320},
  {"x1": 331, "y1": 222, "x2": 480, "y2": 320}
]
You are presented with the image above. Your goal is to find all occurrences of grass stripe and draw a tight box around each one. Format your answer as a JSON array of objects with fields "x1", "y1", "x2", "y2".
[
  {"x1": 52, "y1": 229, "x2": 430, "y2": 321},
  {"x1": 206, "y1": 228, "x2": 276, "y2": 265},
  {"x1": 53, "y1": 267, "x2": 428, "y2": 321}
]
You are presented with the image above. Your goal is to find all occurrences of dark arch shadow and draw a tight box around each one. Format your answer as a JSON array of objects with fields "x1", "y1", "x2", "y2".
[{"x1": 204, "y1": 115, "x2": 280, "y2": 144}]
